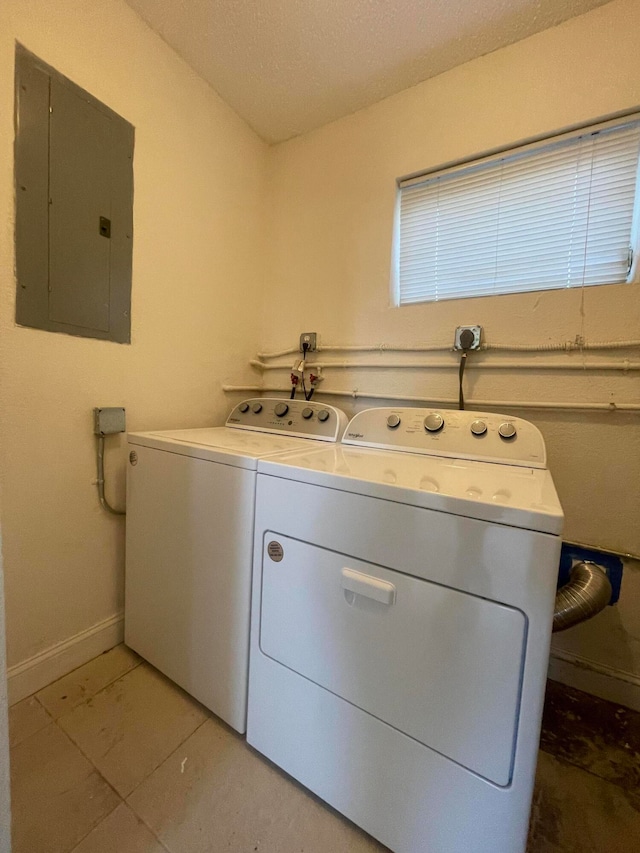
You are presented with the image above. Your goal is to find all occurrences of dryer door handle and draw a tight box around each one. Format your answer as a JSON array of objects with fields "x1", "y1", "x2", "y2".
[{"x1": 341, "y1": 568, "x2": 396, "y2": 605}]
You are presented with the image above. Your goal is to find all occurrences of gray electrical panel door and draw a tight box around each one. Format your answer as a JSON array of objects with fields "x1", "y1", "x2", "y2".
[{"x1": 15, "y1": 46, "x2": 134, "y2": 343}]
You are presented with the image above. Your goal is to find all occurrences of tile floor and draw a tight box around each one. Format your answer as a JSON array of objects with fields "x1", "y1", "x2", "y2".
[{"x1": 8, "y1": 645, "x2": 640, "y2": 852}]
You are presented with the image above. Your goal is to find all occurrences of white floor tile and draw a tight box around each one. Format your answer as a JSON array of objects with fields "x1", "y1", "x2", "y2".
[
  {"x1": 37, "y1": 644, "x2": 141, "y2": 719},
  {"x1": 9, "y1": 695, "x2": 50, "y2": 747},
  {"x1": 57, "y1": 663, "x2": 207, "y2": 797},
  {"x1": 70, "y1": 803, "x2": 167, "y2": 853},
  {"x1": 10, "y1": 723, "x2": 120, "y2": 853},
  {"x1": 128, "y1": 717, "x2": 385, "y2": 853}
]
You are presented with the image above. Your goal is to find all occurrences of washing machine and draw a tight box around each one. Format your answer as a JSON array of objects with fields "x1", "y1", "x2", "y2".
[
  {"x1": 247, "y1": 407, "x2": 564, "y2": 853},
  {"x1": 125, "y1": 398, "x2": 347, "y2": 733}
]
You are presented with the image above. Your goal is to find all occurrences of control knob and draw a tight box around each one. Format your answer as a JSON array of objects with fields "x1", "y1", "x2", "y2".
[
  {"x1": 274, "y1": 403, "x2": 289, "y2": 417},
  {"x1": 251, "y1": 402, "x2": 263, "y2": 414},
  {"x1": 470, "y1": 420, "x2": 487, "y2": 436},
  {"x1": 424, "y1": 413, "x2": 444, "y2": 433},
  {"x1": 387, "y1": 414, "x2": 401, "y2": 429},
  {"x1": 302, "y1": 407, "x2": 314, "y2": 420},
  {"x1": 238, "y1": 402, "x2": 250, "y2": 413},
  {"x1": 498, "y1": 422, "x2": 517, "y2": 440},
  {"x1": 317, "y1": 409, "x2": 330, "y2": 422}
]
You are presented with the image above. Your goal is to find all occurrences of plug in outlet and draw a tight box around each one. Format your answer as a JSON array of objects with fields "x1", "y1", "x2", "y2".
[
  {"x1": 299, "y1": 332, "x2": 317, "y2": 352},
  {"x1": 453, "y1": 326, "x2": 482, "y2": 351}
]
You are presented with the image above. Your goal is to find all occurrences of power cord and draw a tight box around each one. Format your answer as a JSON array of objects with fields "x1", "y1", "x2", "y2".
[
  {"x1": 458, "y1": 354, "x2": 467, "y2": 410},
  {"x1": 292, "y1": 342, "x2": 317, "y2": 400},
  {"x1": 457, "y1": 328, "x2": 476, "y2": 411},
  {"x1": 301, "y1": 341, "x2": 311, "y2": 400}
]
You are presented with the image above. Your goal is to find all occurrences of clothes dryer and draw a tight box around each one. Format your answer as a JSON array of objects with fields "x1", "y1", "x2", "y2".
[
  {"x1": 247, "y1": 407, "x2": 563, "y2": 853},
  {"x1": 125, "y1": 398, "x2": 347, "y2": 733}
]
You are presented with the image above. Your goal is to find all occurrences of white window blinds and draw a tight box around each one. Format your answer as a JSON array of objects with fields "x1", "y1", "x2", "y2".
[{"x1": 396, "y1": 118, "x2": 640, "y2": 305}]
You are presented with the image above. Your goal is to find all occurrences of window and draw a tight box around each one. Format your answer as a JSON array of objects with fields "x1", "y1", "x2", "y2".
[{"x1": 394, "y1": 116, "x2": 640, "y2": 305}]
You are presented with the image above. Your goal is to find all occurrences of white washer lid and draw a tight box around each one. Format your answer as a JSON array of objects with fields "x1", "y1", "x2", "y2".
[
  {"x1": 258, "y1": 444, "x2": 564, "y2": 534},
  {"x1": 127, "y1": 427, "x2": 317, "y2": 469}
]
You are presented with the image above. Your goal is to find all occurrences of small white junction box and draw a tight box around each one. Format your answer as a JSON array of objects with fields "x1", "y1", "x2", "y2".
[{"x1": 93, "y1": 407, "x2": 126, "y2": 435}]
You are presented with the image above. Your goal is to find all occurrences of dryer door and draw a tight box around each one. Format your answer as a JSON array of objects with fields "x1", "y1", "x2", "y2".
[{"x1": 259, "y1": 534, "x2": 526, "y2": 786}]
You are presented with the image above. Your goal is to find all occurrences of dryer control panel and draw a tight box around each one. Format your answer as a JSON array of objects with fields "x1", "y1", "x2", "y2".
[
  {"x1": 226, "y1": 398, "x2": 348, "y2": 442},
  {"x1": 343, "y1": 408, "x2": 547, "y2": 468}
]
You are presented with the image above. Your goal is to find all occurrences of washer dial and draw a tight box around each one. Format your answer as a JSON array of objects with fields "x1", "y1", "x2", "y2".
[
  {"x1": 317, "y1": 409, "x2": 330, "y2": 422},
  {"x1": 274, "y1": 403, "x2": 289, "y2": 417},
  {"x1": 387, "y1": 414, "x2": 401, "y2": 429},
  {"x1": 470, "y1": 420, "x2": 487, "y2": 436},
  {"x1": 424, "y1": 413, "x2": 444, "y2": 433},
  {"x1": 498, "y1": 422, "x2": 517, "y2": 440}
]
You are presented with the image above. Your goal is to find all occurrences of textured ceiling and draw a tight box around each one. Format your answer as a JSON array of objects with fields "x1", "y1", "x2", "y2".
[{"x1": 124, "y1": 0, "x2": 613, "y2": 143}]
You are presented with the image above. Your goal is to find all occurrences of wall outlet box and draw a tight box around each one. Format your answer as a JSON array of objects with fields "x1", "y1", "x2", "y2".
[
  {"x1": 454, "y1": 326, "x2": 482, "y2": 350},
  {"x1": 300, "y1": 332, "x2": 317, "y2": 352},
  {"x1": 93, "y1": 407, "x2": 126, "y2": 435}
]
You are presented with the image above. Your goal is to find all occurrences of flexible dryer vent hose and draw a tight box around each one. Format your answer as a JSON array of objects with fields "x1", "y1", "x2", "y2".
[{"x1": 553, "y1": 561, "x2": 612, "y2": 632}]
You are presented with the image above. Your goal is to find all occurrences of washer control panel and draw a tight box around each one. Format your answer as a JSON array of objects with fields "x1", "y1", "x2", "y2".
[
  {"x1": 227, "y1": 398, "x2": 348, "y2": 442},
  {"x1": 343, "y1": 408, "x2": 546, "y2": 467}
]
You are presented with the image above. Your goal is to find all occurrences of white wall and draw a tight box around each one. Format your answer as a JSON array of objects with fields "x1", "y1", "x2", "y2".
[
  {"x1": 262, "y1": 0, "x2": 640, "y2": 700},
  {"x1": 0, "y1": 0, "x2": 267, "y2": 688},
  {"x1": 549, "y1": 558, "x2": 640, "y2": 709},
  {"x1": 0, "y1": 0, "x2": 638, "y2": 714},
  {"x1": 0, "y1": 525, "x2": 10, "y2": 852},
  {"x1": 263, "y1": 0, "x2": 640, "y2": 555}
]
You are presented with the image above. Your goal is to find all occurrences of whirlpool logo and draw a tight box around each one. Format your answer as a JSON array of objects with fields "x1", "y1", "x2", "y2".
[{"x1": 347, "y1": 432, "x2": 364, "y2": 439}]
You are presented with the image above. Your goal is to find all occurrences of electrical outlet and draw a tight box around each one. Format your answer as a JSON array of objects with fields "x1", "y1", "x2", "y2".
[
  {"x1": 299, "y1": 332, "x2": 317, "y2": 352},
  {"x1": 453, "y1": 325, "x2": 482, "y2": 351}
]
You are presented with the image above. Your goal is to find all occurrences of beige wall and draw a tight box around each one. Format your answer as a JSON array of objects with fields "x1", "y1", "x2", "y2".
[
  {"x1": 0, "y1": 0, "x2": 638, "y2": 708},
  {"x1": 263, "y1": 0, "x2": 640, "y2": 556},
  {"x1": 0, "y1": 0, "x2": 267, "y2": 672},
  {"x1": 549, "y1": 558, "x2": 640, "y2": 709},
  {"x1": 262, "y1": 0, "x2": 640, "y2": 697},
  {"x1": 0, "y1": 526, "x2": 10, "y2": 852}
]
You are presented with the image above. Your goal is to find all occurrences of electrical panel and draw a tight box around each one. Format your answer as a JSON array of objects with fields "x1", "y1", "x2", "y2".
[{"x1": 14, "y1": 45, "x2": 134, "y2": 343}]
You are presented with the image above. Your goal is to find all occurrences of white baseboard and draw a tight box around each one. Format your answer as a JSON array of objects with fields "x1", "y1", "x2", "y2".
[
  {"x1": 7, "y1": 614, "x2": 638, "y2": 710},
  {"x1": 7, "y1": 612, "x2": 124, "y2": 706},
  {"x1": 548, "y1": 648, "x2": 640, "y2": 712}
]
